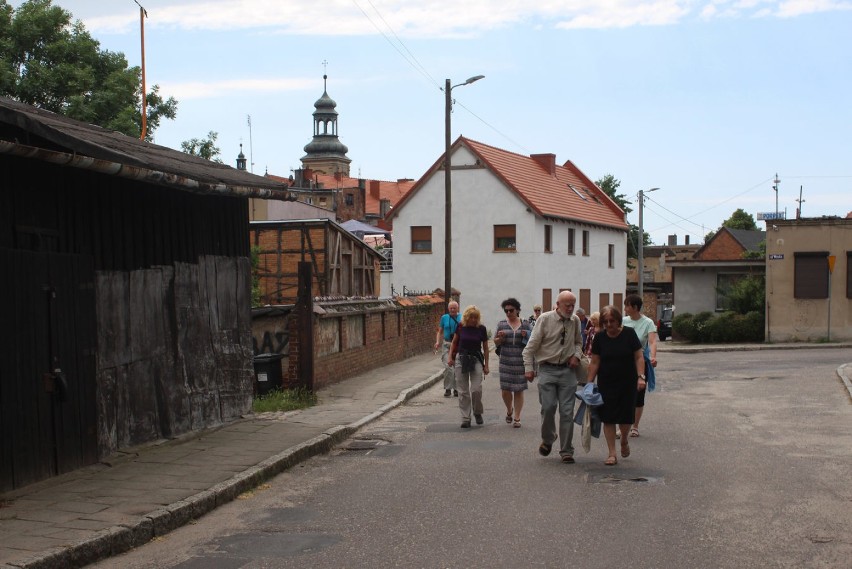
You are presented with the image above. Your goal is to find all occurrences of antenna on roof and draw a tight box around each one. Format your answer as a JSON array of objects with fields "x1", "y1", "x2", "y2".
[{"x1": 795, "y1": 185, "x2": 805, "y2": 219}]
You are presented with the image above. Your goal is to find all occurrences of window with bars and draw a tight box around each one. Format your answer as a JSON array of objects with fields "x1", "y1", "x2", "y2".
[
  {"x1": 494, "y1": 224, "x2": 516, "y2": 251},
  {"x1": 411, "y1": 226, "x2": 432, "y2": 253}
]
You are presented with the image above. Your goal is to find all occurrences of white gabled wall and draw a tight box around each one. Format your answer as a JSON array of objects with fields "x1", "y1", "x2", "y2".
[{"x1": 393, "y1": 147, "x2": 627, "y2": 331}]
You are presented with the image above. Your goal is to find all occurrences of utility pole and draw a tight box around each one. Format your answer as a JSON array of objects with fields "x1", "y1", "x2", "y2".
[
  {"x1": 135, "y1": 1, "x2": 148, "y2": 140},
  {"x1": 772, "y1": 173, "x2": 780, "y2": 218},
  {"x1": 796, "y1": 185, "x2": 805, "y2": 219},
  {"x1": 637, "y1": 187, "x2": 659, "y2": 299},
  {"x1": 443, "y1": 75, "x2": 484, "y2": 314}
]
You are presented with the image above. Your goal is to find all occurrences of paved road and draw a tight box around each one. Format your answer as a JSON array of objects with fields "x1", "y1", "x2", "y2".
[{"x1": 92, "y1": 349, "x2": 852, "y2": 569}]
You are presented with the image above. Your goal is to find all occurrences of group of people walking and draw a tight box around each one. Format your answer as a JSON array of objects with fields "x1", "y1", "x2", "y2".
[{"x1": 436, "y1": 292, "x2": 658, "y2": 465}]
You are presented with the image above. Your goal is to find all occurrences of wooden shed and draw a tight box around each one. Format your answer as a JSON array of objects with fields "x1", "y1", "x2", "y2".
[
  {"x1": 251, "y1": 219, "x2": 383, "y2": 305},
  {"x1": 0, "y1": 97, "x2": 290, "y2": 491}
]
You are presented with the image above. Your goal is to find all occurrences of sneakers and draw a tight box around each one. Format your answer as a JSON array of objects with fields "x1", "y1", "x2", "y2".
[
  {"x1": 444, "y1": 389, "x2": 451, "y2": 397},
  {"x1": 474, "y1": 414, "x2": 483, "y2": 425}
]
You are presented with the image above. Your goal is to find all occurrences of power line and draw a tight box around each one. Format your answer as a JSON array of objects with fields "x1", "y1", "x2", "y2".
[{"x1": 350, "y1": 0, "x2": 439, "y2": 90}]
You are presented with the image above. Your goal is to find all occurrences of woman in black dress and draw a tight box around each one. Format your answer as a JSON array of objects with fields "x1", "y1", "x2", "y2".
[{"x1": 585, "y1": 305, "x2": 646, "y2": 465}]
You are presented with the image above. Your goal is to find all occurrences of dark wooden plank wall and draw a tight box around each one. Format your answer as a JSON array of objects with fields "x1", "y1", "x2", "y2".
[
  {"x1": 0, "y1": 155, "x2": 249, "y2": 269},
  {"x1": 1, "y1": 154, "x2": 254, "y2": 468},
  {"x1": 96, "y1": 256, "x2": 253, "y2": 456}
]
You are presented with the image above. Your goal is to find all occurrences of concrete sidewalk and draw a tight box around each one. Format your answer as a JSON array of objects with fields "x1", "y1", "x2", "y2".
[{"x1": 1, "y1": 342, "x2": 850, "y2": 569}]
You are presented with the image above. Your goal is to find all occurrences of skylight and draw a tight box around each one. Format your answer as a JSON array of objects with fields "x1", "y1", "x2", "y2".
[{"x1": 568, "y1": 184, "x2": 587, "y2": 200}]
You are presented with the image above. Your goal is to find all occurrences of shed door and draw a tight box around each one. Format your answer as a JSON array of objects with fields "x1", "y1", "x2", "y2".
[{"x1": 0, "y1": 249, "x2": 97, "y2": 491}]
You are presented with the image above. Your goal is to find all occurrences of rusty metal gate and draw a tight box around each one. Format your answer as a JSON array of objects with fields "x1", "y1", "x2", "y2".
[{"x1": 0, "y1": 249, "x2": 98, "y2": 492}]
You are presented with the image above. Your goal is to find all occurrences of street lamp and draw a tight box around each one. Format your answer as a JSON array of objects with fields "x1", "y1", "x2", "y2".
[
  {"x1": 637, "y1": 187, "x2": 660, "y2": 299},
  {"x1": 444, "y1": 75, "x2": 484, "y2": 313}
]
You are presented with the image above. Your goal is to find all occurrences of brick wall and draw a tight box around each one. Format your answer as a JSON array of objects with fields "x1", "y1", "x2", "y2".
[
  {"x1": 252, "y1": 295, "x2": 444, "y2": 392},
  {"x1": 311, "y1": 298, "x2": 442, "y2": 390},
  {"x1": 696, "y1": 231, "x2": 744, "y2": 261}
]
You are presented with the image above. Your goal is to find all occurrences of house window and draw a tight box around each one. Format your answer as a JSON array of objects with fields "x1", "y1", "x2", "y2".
[
  {"x1": 544, "y1": 225, "x2": 552, "y2": 253},
  {"x1": 608, "y1": 244, "x2": 615, "y2": 268},
  {"x1": 716, "y1": 273, "x2": 746, "y2": 311},
  {"x1": 345, "y1": 193, "x2": 354, "y2": 206},
  {"x1": 542, "y1": 289, "x2": 552, "y2": 312},
  {"x1": 582, "y1": 230, "x2": 590, "y2": 256},
  {"x1": 847, "y1": 252, "x2": 852, "y2": 299},
  {"x1": 794, "y1": 252, "x2": 828, "y2": 299},
  {"x1": 568, "y1": 228, "x2": 575, "y2": 255},
  {"x1": 494, "y1": 225, "x2": 516, "y2": 251},
  {"x1": 319, "y1": 197, "x2": 328, "y2": 206},
  {"x1": 411, "y1": 226, "x2": 432, "y2": 253}
]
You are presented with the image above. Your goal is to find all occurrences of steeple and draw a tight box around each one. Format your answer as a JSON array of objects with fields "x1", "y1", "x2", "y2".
[
  {"x1": 301, "y1": 73, "x2": 351, "y2": 176},
  {"x1": 236, "y1": 143, "x2": 247, "y2": 171}
]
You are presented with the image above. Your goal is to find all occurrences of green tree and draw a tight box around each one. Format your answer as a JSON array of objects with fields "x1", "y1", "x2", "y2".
[
  {"x1": 181, "y1": 131, "x2": 223, "y2": 163},
  {"x1": 596, "y1": 174, "x2": 648, "y2": 260},
  {"x1": 724, "y1": 275, "x2": 765, "y2": 315},
  {"x1": 0, "y1": 0, "x2": 177, "y2": 140}
]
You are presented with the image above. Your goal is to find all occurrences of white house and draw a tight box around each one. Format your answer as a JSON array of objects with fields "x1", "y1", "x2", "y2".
[{"x1": 386, "y1": 137, "x2": 629, "y2": 331}]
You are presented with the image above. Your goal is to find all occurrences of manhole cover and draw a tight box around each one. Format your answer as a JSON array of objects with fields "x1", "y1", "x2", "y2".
[
  {"x1": 343, "y1": 439, "x2": 389, "y2": 451},
  {"x1": 587, "y1": 474, "x2": 664, "y2": 485}
]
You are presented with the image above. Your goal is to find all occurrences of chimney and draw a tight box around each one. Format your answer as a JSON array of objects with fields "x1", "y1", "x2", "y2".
[
  {"x1": 370, "y1": 180, "x2": 381, "y2": 199},
  {"x1": 380, "y1": 198, "x2": 391, "y2": 218},
  {"x1": 531, "y1": 153, "x2": 557, "y2": 175},
  {"x1": 668, "y1": 234, "x2": 677, "y2": 246},
  {"x1": 685, "y1": 235, "x2": 690, "y2": 245}
]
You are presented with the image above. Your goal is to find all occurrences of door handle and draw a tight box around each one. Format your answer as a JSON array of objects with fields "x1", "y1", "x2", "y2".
[{"x1": 43, "y1": 369, "x2": 69, "y2": 402}]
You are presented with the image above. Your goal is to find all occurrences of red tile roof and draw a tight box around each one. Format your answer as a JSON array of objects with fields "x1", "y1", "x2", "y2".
[
  {"x1": 388, "y1": 137, "x2": 628, "y2": 231},
  {"x1": 266, "y1": 170, "x2": 415, "y2": 229}
]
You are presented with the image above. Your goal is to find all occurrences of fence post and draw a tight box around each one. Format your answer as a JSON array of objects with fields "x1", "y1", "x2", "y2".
[{"x1": 297, "y1": 261, "x2": 314, "y2": 391}]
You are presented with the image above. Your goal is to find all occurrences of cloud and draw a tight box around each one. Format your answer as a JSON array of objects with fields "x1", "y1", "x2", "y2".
[
  {"x1": 81, "y1": 0, "x2": 852, "y2": 36},
  {"x1": 160, "y1": 77, "x2": 317, "y2": 100}
]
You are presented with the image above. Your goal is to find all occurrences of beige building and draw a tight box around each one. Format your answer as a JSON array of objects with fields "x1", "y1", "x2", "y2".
[{"x1": 764, "y1": 216, "x2": 852, "y2": 342}]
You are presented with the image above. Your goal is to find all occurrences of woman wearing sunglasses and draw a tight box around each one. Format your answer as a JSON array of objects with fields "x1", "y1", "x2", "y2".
[
  {"x1": 584, "y1": 305, "x2": 646, "y2": 465},
  {"x1": 493, "y1": 297, "x2": 532, "y2": 428}
]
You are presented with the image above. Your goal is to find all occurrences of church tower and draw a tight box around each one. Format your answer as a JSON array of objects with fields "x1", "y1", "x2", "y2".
[{"x1": 301, "y1": 74, "x2": 351, "y2": 176}]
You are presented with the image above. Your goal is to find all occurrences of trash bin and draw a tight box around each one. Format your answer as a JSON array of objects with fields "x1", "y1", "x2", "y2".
[{"x1": 253, "y1": 353, "x2": 284, "y2": 396}]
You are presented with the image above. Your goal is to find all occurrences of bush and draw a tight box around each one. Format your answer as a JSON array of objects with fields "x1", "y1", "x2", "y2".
[{"x1": 672, "y1": 310, "x2": 765, "y2": 343}]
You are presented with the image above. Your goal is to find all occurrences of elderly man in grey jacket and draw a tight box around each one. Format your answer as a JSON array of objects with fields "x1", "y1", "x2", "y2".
[{"x1": 522, "y1": 290, "x2": 583, "y2": 463}]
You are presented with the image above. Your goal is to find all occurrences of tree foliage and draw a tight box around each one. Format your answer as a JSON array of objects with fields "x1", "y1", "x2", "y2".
[
  {"x1": 181, "y1": 131, "x2": 223, "y2": 163},
  {"x1": 0, "y1": 0, "x2": 177, "y2": 140},
  {"x1": 705, "y1": 208, "x2": 759, "y2": 243},
  {"x1": 596, "y1": 174, "x2": 649, "y2": 259}
]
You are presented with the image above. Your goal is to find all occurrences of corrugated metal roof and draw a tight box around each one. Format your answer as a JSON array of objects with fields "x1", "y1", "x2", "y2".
[{"x1": 0, "y1": 96, "x2": 290, "y2": 197}]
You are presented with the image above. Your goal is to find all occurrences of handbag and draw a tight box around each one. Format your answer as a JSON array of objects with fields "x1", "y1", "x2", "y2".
[{"x1": 575, "y1": 355, "x2": 591, "y2": 383}]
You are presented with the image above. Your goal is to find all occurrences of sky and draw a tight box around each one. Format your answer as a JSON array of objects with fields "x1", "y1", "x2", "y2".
[{"x1": 13, "y1": 0, "x2": 852, "y2": 245}]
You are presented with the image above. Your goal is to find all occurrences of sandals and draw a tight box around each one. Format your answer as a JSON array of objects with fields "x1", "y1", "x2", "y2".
[
  {"x1": 505, "y1": 408, "x2": 513, "y2": 424},
  {"x1": 513, "y1": 419, "x2": 521, "y2": 428},
  {"x1": 629, "y1": 427, "x2": 640, "y2": 438},
  {"x1": 605, "y1": 456, "x2": 618, "y2": 466}
]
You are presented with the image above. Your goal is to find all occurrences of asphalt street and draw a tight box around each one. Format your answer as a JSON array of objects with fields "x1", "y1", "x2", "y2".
[{"x1": 90, "y1": 348, "x2": 852, "y2": 569}]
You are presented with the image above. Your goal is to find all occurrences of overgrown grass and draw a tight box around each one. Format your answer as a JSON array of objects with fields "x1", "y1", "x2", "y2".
[{"x1": 253, "y1": 387, "x2": 317, "y2": 413}]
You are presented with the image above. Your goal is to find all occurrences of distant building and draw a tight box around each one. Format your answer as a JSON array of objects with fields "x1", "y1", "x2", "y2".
[
  {"x1": 248, "y1": 75, "x2": 415, "y2": 228},
  {"x1": 627, "y1": 234, "x2": 701, "y2": 318},
  {"x1": 667, "y1": 228, "x2": 766, "y2": 316},
  {"x1": 387, "y1": 136, "x2": 629, "y2": 329},
  {"x1": 764, "y1": 216, "x2": 851, "y2": 342}
]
